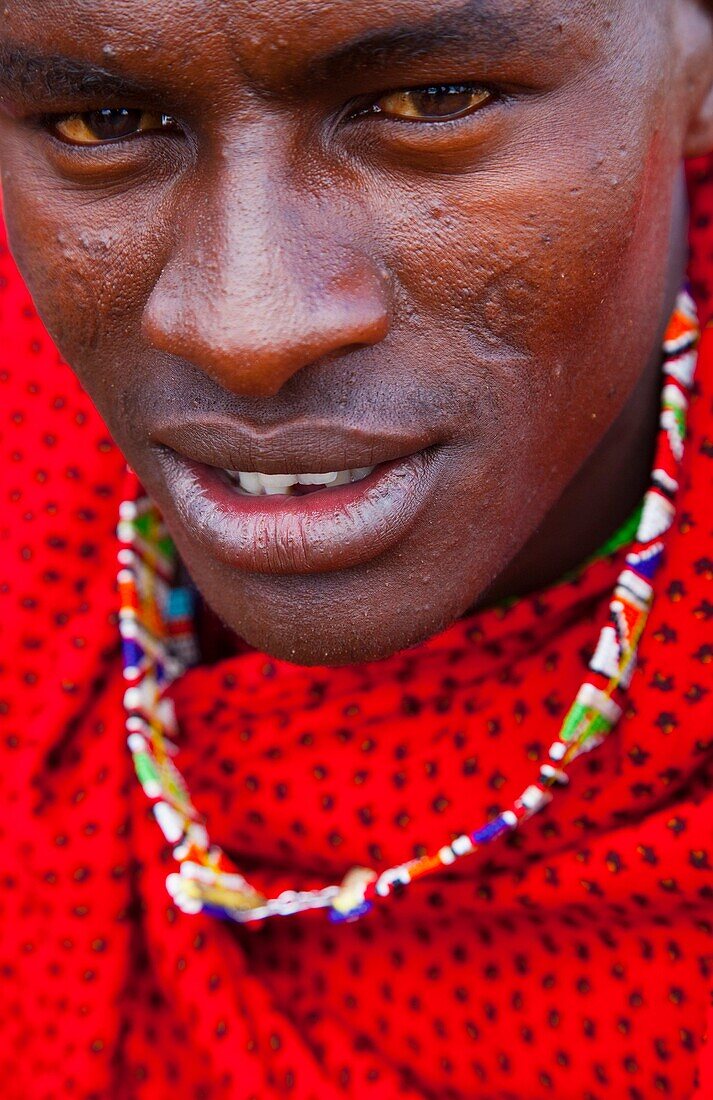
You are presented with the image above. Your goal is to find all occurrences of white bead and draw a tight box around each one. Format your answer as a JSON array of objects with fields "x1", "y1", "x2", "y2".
[
  {"x1": 375, "y1": 867, "x2": 405, "y2": 897},
  {"x1": 187, "y1": 823, "x2": 209, "y2": 851},
  {"x1": 665, "y1": 347, "x2": 697, "y2": 388},
  {"x1": 181, "y1": 860, "x2": 215, "y2": 885},
  {"x1": 153, "y1": 801, "x2": 184, "y2": 843},
  {"x1": 519, "y1": 785, "x2": 551, "y2": 813},
  {"x1": 124, "y1": 681, "x2": 157, "y2": 715},
  {"x1": 539, "y1": 763, "x2": 569, "y2": 785},
  {"x1": 176, "y1": 895, "x2": 204, "y2": 915},
  {"x1": 637, "y1": 489, "x2": 675, "y2": 543},
  {"x1": 127, "y1": 734, "x2": 146, "y2": 755},
  {"x1": 438, "y1": 846, "x2": 456, "y2": 865},
  {"x1": 616, "y1": 569, "x2": 654, "y2": 607},
  {"x1": 117, "y1": 521, "x2": 135, "y2": 544},
  {"x1": 590, "y1": 625, "x2": 621, "y2": 680},
  {"x1": 166, "y1": 872, "x2": 183, "y2": 898},
  {"x1": 126, "y1": 714, "x2": 148, "y2": 733},
  {"x1": 451, "y1": 834, "x2": 474, "y2": 856}
]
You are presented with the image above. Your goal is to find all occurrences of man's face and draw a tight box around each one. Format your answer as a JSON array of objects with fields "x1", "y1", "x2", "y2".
[{"x1": 0, "y1": 0, "x2": 704, "y2": 663}]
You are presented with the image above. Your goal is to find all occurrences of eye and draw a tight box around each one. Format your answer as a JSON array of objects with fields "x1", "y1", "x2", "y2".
[
  {"x1": 48, "y1": 108, "x2": 179, "y2": 146},
  {"x1": 362, "y1": 83, "x2": 493, "y2": 122}
]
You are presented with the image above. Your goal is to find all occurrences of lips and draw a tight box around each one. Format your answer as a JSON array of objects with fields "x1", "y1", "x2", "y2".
[
  {"x1": 150, "y1": 416, "x2": 441, "y2": 575},
  {"x1": 150, "y1": 413, "x2": 431, "y2": 474}
]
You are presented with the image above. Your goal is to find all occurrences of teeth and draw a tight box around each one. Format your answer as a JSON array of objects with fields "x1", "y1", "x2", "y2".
[
  {"x1": 259, "y1": 473, "x2": 298, "y2": 494},
  {"x1": 237, "y1": 472, "x2": 262, "y2": 494},
  {"x1": 296, "y1": 472, "x2": 338, "y2": 486},
  {"x1": 226, "y1": 467, "x2": 375, "y2": 497}
]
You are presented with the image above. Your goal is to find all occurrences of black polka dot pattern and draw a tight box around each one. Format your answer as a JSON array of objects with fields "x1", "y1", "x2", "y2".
[{"x1": 0, "y1": 159, "x2": 712, "y2": 1098}]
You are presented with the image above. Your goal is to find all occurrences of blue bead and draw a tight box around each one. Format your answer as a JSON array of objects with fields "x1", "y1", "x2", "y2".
[
  {"x1": 625, "y1": 550, "x2": 662, "y2": 580},
  {"x1": 166, "y1": 586, "x2": 195, "y2": 620},
  {"x1": 121, "y1": 638, "x2": 143, "y2": 669},
  {"x1": 471, "y1": 816, "x2": 509, "y2": 844},
  {"x1": 202, "y1": 903, "x2": 236, "y2": 922},
  {"x1": 328, "y1": 901, "x2": 372, "y2": 923}
]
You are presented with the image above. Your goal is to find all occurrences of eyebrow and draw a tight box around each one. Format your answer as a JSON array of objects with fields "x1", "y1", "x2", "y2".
[
  {"x1": 306, "y1": 0, "x2": 523, "y2": 82},
  {"x1": 0, "y1": 45, "x2": 148, "y2": 103},
  {"x1": 0, "y1": 0, "x2": 527, "y2": 108}
]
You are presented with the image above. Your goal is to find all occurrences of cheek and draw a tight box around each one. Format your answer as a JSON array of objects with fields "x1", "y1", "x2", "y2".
[
  {"x1": 386, "y1": 119, "x2": 675, "y2": 432},
  {"x1": 392, "y1": 153, "x2": 662, "y2": 343},
  {"x1": 354, "y1": 110, "x2": 679, "y2": 583},
  {"x1": 3, "y1": 178, "x2": 103, "y2": 354},
  {"x1": 0, "y1": 157, "x2": 172, "y2": 396}
]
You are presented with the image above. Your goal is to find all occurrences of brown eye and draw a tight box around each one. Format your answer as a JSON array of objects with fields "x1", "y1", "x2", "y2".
[
  {"x1": 365, "y1": 82, "x2": 492, "y2": 121},
  {"x1": 371, "y1": 84, "x2": 492, "y2": 122},
  {"x1": 50, "y1": 108, "x2": 178, "y2": 146}
]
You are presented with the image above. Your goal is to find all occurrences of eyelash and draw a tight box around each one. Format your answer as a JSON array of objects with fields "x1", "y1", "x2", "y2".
[
  {"x1": 37, "y1": 80, "x2": 501, "y2": 156},
  {"x1": 41, "y1": 108, "x2": 179, "y2": 147},
  {"x1": 349, "y1": 82, "x2": 498, "y2": 124}
]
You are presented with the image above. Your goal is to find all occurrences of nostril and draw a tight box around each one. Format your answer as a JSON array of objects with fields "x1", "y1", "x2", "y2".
[
  {"x1": 142, "y1": 249, "x2": 391, "y2": 398},
  {"x1": 143, "y1": 313, "x2": 391, "y2": 399}
]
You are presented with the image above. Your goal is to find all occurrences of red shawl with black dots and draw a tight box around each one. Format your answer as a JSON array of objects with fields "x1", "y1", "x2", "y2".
[{"x1": 1, "y1": 159, "x2": 712, "y2": 1100}]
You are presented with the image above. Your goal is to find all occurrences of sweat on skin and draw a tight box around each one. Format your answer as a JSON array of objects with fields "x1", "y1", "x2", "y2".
[{"x1": 0, "y1": 0, "x2": 712, "y2": 664}]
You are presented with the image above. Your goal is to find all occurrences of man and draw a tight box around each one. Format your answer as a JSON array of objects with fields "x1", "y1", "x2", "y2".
[{"x1": 0, "y1": 1, "x2": 712, "y2": 1096}]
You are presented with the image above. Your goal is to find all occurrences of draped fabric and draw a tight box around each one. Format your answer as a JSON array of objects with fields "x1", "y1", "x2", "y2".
[{"x1": 0, "y1": 158, "x2": 711, "y2": 1099}]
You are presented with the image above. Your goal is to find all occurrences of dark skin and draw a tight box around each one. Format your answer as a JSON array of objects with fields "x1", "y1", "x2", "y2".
[{"x1": 1, "y1": 0, "x2": 712, "y2": 665}]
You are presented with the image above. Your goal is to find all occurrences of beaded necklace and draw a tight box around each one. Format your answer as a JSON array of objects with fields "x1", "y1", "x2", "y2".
[{"x1": 118, "y1": 289, "x2": 699, "y2": 924}]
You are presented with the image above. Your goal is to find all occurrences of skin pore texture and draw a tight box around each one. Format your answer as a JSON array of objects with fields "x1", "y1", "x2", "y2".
[{"x1": 1, "y1": 0, "x2": 712, "y2": 665}]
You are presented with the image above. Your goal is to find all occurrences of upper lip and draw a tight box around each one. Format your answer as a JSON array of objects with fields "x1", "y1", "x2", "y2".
[{"x1": 150, "y1": 414, "x2": 434, "y2": 473}]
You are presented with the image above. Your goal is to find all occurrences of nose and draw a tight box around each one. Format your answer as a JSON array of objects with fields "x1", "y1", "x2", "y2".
[{"x1": 142, "y1": 165, "x2": 390, "y2": 398}]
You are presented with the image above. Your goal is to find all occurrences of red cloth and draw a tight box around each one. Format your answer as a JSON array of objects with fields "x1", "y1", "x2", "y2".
[{"x1": 1, "y1": 160, "x2": 712, "y2": 1099}]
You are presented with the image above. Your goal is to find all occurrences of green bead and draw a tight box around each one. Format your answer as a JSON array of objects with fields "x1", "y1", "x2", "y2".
[
  {"x1": 561, "y1": 701, "x2": 588, "y2": 742},
  {"x1": 135, "y1": 751, "x2": 160, "y2": 787}
]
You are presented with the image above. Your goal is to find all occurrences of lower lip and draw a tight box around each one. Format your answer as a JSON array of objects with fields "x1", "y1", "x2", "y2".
[{"x1": 155, "y1": 448, "x2": 438, "y2": 575}]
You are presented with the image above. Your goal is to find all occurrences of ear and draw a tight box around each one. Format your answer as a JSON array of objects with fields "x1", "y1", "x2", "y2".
[{"x1": 679, "y1": 1, "x2": 713, "y2": 157}]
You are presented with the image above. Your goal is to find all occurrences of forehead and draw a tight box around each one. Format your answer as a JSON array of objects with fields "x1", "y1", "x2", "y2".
[{"x1": 1, "y1": 0, "x2": 614, "y2": 89}]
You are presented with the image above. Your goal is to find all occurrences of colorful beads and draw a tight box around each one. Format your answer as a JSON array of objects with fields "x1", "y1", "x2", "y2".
[{"x1": 118, "y1": 289, "x2": 699, "y2": 925}]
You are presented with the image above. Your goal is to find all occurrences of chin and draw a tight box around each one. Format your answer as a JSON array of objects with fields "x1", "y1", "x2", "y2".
[
  {"x1": 218, "y1": 605, "x2": 424, "y2": 668},
  {"x1": 247, "y1": 630, "x2": 397, "y2": 668},
  {"x1": 199, "y1": 571, "x2": 461, "y2": 668}
]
